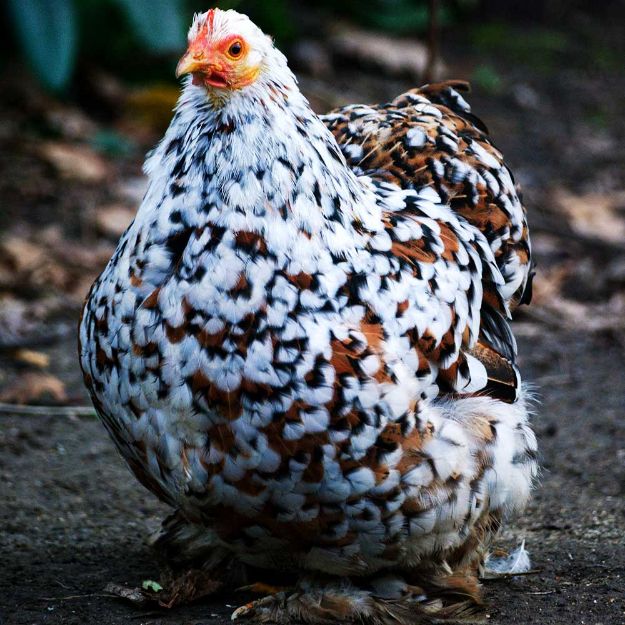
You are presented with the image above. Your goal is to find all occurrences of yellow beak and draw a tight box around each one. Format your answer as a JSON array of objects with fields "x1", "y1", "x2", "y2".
[{"x1": 176, "y1": 51, "x2": 206, "y2": 78}]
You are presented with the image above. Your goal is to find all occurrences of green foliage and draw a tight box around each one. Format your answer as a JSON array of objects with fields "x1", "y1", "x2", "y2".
[
  {"x1": 207, "y1": 0, "x2": 295, "y2": 42},
  {"x1": 7, "y1": 0, "x2": 300, "y2": 92},
  {"x1": 247, "y1": 0, "x2": 295, "y2": 42},
  {"x1": 141, "y1": 580, "x2": 164, "y2": 593},
  {"x1": 111, "y1": 0, "x2": 186, "y2": 53},
  {"x1": 318, "y1": 0, "x2": 445, "y2": 34},
  {"x1": 471, "y1": 64, "x2": 502, "y2": 94},
  {"x1": 584, "y1": 110, "x2": 608, "y2": 130},
  {"x1": 90, "y1": 130, "x2": 137, "y2": 157},
  {"x1": 6, "y1": 0, "x2": 481, "y2": 92},
  {"x1": 7, "y1": 0, "x2": 189, "y2": 91},
  {"x1": 473, "y1": 23, "x2": 568, "y2": 53},
  {"x1": 360, "y1": 1, "x2": 432, "y2": 34},
  {"x1": 7, "y1": 0, "x2": 78, "y2": 92},
  {"x1": 470, "y1": 23, "x2": 570, "y2": 70}
]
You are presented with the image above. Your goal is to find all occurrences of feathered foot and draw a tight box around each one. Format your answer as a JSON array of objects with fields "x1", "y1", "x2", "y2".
[
  {"x1": 147, "y1": 510, "x2": 246, "y2": 607},
  {"x1": 237, "y1": 582, "x2": 292, "y2": 595},
  {"x1": 156, "y1": 567, "x2": 224, "y2": 607},
  {"x1": 231, "y1": 573, "x2": 485, "y2": 624}
]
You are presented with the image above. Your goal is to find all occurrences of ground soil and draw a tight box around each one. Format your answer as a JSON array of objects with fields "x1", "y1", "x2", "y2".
[
  {"x1": 1, "y1": 9, "x2": 625, "y2": 625},
  {"x1": 2, "y1": 329, "x2": 625, "y2": 625}
]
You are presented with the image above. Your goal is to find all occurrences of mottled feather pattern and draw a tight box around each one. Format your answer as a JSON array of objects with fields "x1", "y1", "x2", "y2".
[
  {"x1": 322, "y1": 81, "x2": 533, "y2": 400},
  {"x1": 79, "y1": 9, "x2": 537, "y2": 622}
]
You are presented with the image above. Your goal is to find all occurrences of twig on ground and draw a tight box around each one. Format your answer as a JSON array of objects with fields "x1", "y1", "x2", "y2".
[
  {"x1": 0, "y1": 402, "x2": 95, "y2": 417},
  {"x1": 39, "y1": 593, "x2": 114, "y2": 601},
  {"x1": 54, "y1": 580, "x2": 73, "y2": 590},
  {"x1": 528, "y1": 590, "x2": 556, "y2": 595}
]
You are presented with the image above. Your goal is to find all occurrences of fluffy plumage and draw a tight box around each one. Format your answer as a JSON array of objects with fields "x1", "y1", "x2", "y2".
[{"x1": 79, "y1": 9, "x2": 537, "y2": 622}]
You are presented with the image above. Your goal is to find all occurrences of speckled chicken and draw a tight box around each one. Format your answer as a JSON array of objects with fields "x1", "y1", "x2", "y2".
[{"x1": 79, "y1": 8, "x2": 538, "y2": 623}]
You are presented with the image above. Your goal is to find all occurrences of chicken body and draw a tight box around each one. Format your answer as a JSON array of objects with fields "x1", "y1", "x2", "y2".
[{"x1": 79, "y1": 9, "x2": 537, "y2": 623}]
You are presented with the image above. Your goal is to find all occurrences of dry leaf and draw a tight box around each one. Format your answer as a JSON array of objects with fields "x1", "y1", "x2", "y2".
[
  {"x1": 104, "y1": 583, "x2": 150, "y2": 606},
  {"x1": 45, "y1": 106, "x2": 97, "y2": 141},
  {"x1": 39, "y1": 142, "x2": 109, "y2": 183},
  {"x1": 158, "y1": 569, "x2": 223, "y2": 608},
  {"x1": 551, "y1": 188, "x2": 625, "y2": 243},
  {"x1": 13, "y1": 349, "x2": 50, "y2": 369},
  {"x1": 95, "y1": 204, "x2": 135, "y2": 239},
  {"x1": 0, "y1": 236, "x2": 45, "y2": 273},
  {"x1": 0, "y1": 372, "x2": 67, "y2": 405},
  {"x1": 329, "y1": 25, "x2": 444, "y2": 79},
  {"x1": 104, "y1": 570, "x2": 222, "y2": 609},
  {"x1": 531, "y1": 271, "x2": 625, "y2": 333}
]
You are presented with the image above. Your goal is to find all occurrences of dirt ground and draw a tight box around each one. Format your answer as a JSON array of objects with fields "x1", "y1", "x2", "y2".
[
  {"x1": 1, "y1": 8, "x2": 625, "y2": 625},
  {"x1": 2, "y1": 328, "x2": 625, "y2": 625}
]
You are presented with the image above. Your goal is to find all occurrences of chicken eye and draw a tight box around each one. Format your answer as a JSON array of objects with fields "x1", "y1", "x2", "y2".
[{"x1": 228, "y1": 41, "x2": 243, "y2": 58}]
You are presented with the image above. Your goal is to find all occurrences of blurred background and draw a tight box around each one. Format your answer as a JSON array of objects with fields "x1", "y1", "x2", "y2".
[{"x1": 1, "y1": 1, "x2": 624, "y2": 624}]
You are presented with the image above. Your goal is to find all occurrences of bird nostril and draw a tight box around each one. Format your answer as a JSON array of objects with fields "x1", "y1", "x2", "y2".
[{"x1": 193, "y1": 51, "x2": 204, "y2": 60}]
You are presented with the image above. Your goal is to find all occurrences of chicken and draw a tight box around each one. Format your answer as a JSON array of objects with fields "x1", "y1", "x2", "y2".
[{"x1": 79, "y1": 8, "x2": 538, "y2": 623}]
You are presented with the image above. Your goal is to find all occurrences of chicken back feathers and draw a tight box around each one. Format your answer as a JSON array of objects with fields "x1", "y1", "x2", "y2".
[
  {"x1": 323, "y1": 80, "x2": 533, "y2": 402},
  {"x1": 79, "y1": 9, "x2": 537, "y2": 621}
]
